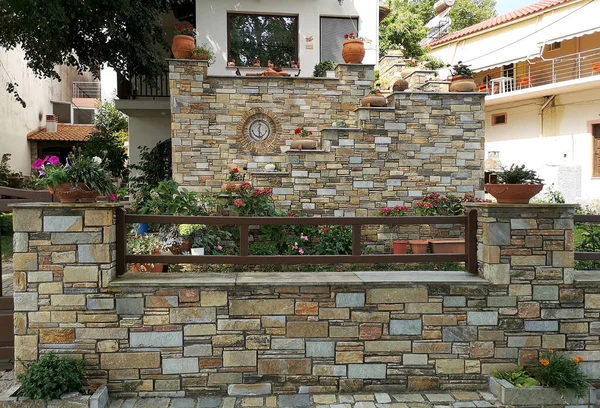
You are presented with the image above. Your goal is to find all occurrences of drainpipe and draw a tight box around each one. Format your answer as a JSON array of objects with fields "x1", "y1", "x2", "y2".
[{"x1": 539, "y1": 95, "x2": 555, "y2": 139}]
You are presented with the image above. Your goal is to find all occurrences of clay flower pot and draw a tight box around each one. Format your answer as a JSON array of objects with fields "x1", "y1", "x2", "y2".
[
  {"x1": 47, "y1": 183, "x2": 99, "y2": 203},
  {"x1": 222, "y1": 181, "x2": 250, "y2": 192},
  {"x1": 392, "y1": 240, "x2": 408, "y2": 254},
  {"x1": 342, "y1": 40, "x2": 365, "y2": 64},
  {"x1": 169, "y1": 239, "x2": 192, "y2": 255},
  {"x1": 450, "y1": 75, "x2": 477, "y2": 92},
  {"x1": 485, "y1": 183, "x2": 544, "y2": 204},
  {"x1": 172, "y1": 35, "x2": 195, "y2": 59},
  {"x1": 429, "y1": 239, "x2": 465, "y2": 254},
  {"x1": 360, "y1": 94, "x2": 387, "y2": 107},
  {"x1": 392, "y1": 78, "x2": 409, "y2": 92},
  {"x1": 409, "y1": 239, "x2": 429, "y2": 254},
  {"x1": 290, "y1": 138, "x2": 318, "y2": 150}
]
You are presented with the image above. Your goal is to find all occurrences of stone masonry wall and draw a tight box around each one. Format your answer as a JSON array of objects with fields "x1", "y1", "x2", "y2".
[
  {"x1": 12, "y1": 203, "x2": 600, "y2": 397},
  {"x1": 169, "y1": 60, "x2": 486, "y2": 217}
]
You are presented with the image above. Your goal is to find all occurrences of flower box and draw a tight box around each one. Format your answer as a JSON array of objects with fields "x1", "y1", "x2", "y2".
[{"x1": 489, "y1": 376, "x2": 590, "y2": 406}]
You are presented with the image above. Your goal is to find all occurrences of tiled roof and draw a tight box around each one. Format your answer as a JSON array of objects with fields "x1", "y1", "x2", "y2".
[
  {"x1": 429, "y1": 0, "x2": 573, "y2": 46},
  {"x1": 27, "y1": 124, "x2": 95, "y2": 142}
]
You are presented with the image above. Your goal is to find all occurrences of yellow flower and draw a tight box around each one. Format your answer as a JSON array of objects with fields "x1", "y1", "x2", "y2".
[
  {"x1": 540, "y1": 359, "x2": 550, "y2": 367},
  {"x1": 548, "y1": 349, "x2": 554, "y2": 353}
]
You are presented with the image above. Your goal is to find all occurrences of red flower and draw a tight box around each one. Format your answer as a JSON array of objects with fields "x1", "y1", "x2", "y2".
[
  {"x1": 323, "y1": 227, "x2": 328, "y2": 233},
  {"x1": 344, "y1": 34, "x2": 349, "y2": 39},
  {"x1": 287, "y1": 211, "x2": 298, "y2": 217},
  {"x1": 350, "y1": 32, "x2": 355, "y2": 37},
  {"x1": 309, "y1": 131, "x2": 313, "y2": 135},
  {"x1": 232, "y1": 168, "x2": 239, "y2": 173},
  {"x1": 234, "y1": 199, "x2": 245, "y2": 207},
  {"x1": 295, "y1": 128, "x2": 301, "y2": 134}
]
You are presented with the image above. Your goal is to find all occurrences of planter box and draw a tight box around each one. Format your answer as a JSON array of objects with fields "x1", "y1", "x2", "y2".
[
  {"x1": 489, "y1": 376, "x2": 590, "y2": 406},
  {"x1": 0, "y1": 384, "x2": 108, "y2": 408}
]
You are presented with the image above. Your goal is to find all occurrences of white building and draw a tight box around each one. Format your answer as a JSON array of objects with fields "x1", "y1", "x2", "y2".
[
  {"x1": 105, "y1": 0, "x2": 382, "y2": 166},
  {"x1": 428, "y1": 0, "x2": 600, "y2": 202}
]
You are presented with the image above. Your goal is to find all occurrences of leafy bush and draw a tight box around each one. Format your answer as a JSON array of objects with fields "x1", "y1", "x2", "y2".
[
  {"x1": 17, "y1": 353, "x2": 85, "y2": 400},
  {"x1": 497, "y1": 164, "x2": 544, "y2": 184},
  {"x1": 314, "y1": 225, "x2": 352, "y2": 255},
  {"x1": 229, "y1": 186, "x2": 275, "y2": 216},
  {"x1": 313, "y1": 60, "x2": 337, "y2": 77},
  {"x1": 130, "y1": 139, "x2": 172, "y2": 192},
  {"x1": 0, "y1": 213, "x2": 12, "y2": 235},
  {"x1": 575, "y1": 223, "x2": 600, "y2": 270},
  {"x1": 414, "y1": 192, "x2": 488, "y2": 216},
  {"x1": 132, "y1": 180, "x2": 203, "y2": 216},
  {"x1": 534, "y1": 351, "x2": 588, "y2": 398},
  {"x1": 492, "y1": 366, "x2": 540, "y2": 388}
]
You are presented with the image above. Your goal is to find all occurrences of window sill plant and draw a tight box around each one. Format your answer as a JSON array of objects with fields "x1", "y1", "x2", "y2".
[
  {"x1": 290, "y1": 127, "x2": 317, "y2": 150},
  {"x1": 190, "y1": 43, "x2": 215, "y2": 64},
  {"x1": 342, "y1": 32, "x2": 366, "y2": 64},
  {"x1": 33, "y1": 150, "x2": 114, "y2": 203},
  {"x1": 485, "y1": 164, "x2": 544, "y2": 204},
  {"x1": 449, "y1": 61, "x2": 477, "y2": 92},
  {"x1": 172, "y1": 21, "x2": 196, "y2": 59},
  {"x1": 222, "y1": 167, "x2": 251, "y2": 192}
]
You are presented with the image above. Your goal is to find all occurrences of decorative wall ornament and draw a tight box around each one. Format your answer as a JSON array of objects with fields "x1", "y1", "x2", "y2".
[{"x1": 237, "y1": 108, "x2": 280, "y2": 154}]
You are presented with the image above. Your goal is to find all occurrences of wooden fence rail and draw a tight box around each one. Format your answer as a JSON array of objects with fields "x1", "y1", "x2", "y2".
[{"x1": 116, "y1": 208, "x2": 479, "y2": 275}]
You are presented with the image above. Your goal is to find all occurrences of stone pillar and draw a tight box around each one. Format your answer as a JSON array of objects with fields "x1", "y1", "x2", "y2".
[{"x1": 12, "y1": 203, "x2": 121, "y2": 375}]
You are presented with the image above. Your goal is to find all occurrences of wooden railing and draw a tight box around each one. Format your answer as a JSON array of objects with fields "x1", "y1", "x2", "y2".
[
  {"x1": 116, "y1": 208, "x2": 479, "y2": 276},
  {"x1": 0, "y1": 186, "x2": 55, "y2": 212},
  {"x1": 574, "y1": 214, "x2": 600, "y2": 261}
]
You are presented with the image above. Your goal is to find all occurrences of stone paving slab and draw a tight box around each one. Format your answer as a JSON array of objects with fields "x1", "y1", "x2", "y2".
[{"x1": 108, "y1": 391, "x2": 500, "y2": 408}]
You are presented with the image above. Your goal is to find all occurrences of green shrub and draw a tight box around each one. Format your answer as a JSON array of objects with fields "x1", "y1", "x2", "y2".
[
  {"x1": 17, "y1": 353, "x2": 86, "y2": 400},
  {"x1": 313, "y1": 60, "x2": 337, "y2": 77},
  {"x1": 492, "y1": 366, "x2": 540, "y2": 387},
  {"x1": 0, "y1": 213, "x2": 13, "y2": 235},
  {"x1": 497, "y1": 164, "x2": 544, "y2": 184},
  {"x1": 534, "y1": 351, "x2": 588, "y2": 398}
]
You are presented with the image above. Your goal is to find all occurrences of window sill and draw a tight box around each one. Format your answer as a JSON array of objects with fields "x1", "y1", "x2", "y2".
[{"x1": 111, "y1": 270, "x2": 488, "y2": 287}]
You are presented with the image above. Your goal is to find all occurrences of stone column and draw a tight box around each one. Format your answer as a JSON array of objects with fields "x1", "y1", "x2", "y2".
[{"x1": 12, "y1": 203, "x2": 121, "y2": 374}]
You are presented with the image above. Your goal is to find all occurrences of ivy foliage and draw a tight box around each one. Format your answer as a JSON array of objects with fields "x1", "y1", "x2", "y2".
[{"x1": 17, "y1": 353, "x2": 86, "y2": 400}]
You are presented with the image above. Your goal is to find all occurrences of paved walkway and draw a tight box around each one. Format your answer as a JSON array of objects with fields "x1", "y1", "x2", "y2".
[{"x1": 108, "y1": 391, "x2": 500, "y2": 408}]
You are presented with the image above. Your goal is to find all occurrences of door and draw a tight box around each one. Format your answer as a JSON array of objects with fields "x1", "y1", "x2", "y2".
[{"x1": 593, "y1": 124, "x2": 600, "y2": 177}]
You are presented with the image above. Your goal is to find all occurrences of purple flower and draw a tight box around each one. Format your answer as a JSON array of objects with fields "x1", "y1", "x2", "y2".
[
  {"x1": 48, "y1": 156, "x2": 60, "y2": 165},
  {"x1": 38, "y1": 170, "x2": 45, "y2": 176},
  {"x1": 42, "y1": 156, "x2": 50, "y2": 163},
  {"x1": 109, "y1": 193, "x2": 118, "y2": 202},
  {"x1": 32, "y1": 159, "x2": 44, "y2": 169},
  {"x1": 217, "y1": 245, "x2": 223, "y2": 251}
]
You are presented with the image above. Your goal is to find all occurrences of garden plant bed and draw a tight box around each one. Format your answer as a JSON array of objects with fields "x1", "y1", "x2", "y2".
[
  {"x1": 0, "y1": 384, "x2": 108, "y2": 408},
  {"x1": 488, "y1": 376, "x2": 592, "y2": 407}
]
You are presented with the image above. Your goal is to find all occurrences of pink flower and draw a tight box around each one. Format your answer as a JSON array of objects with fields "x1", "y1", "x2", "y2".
[
  {"x1": 298, "y1": 248, "x2": 304, "y2": 255},
  {"x1": 301, "y1": 234, "x2": 309, "y2": 241},
  {"x1": 217, "y1": 245, "x2": 223, "y2": 251},
  {"x1": 234, "y1": 199, "x2": 245, "y2": 207},
  {"x1": 109, "y1": 193, "x2": 118, "y2": 202},
  {"x1": 32, "y1": 159, "x2": 44, "y2": 169},
  {"x1": 42, "y1": 156, "x2": 49, "y2": 163},
  {"x1": 38, "y1": 170, "x2": 45, "y2": 176},
  {"x1": 48, "y1": 156, "x2": 60, "y2": 165}
]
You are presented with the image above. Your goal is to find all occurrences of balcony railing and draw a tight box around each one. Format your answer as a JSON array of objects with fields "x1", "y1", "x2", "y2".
[
  {"x1": 72, "y1": 81, "x2": 101, "y2": 99},
  {"x1": 117, "y1": 72, "x2": 170, "y2": 99},
  {"x1": 481, "y1": 47, "x2": 600, "y2": 94}
]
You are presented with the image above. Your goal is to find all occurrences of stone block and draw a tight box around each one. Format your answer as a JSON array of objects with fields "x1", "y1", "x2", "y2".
[
  {"x1": 87, "y1": 298, "x2": 114, "y2": 310},
  {"x1": 295, "y1": 301, "x2": 318, "y2": 315},
  {"x1": 287, "y1": 321, "x2": 328, "y2": 338},
  {"x1": 27, "y1": 271, "x2": 53, "y2": 283},
  {"x1": 13, "y1": 208, "x2": 42, "y2": 232},
  {"x1": 13, "y1": 232, "x2": 28, "y2": 252},
  {"x1": 482, "y1": 263, "x2": 510, "y2": 285},
  {"x1": 542, "y1": 334, "x2": 565, "y2": 349},
  {"x1": 585, "y1": 294, "x2": 600, "y2": 309},
  {"x1": 442, "y1": 326, "x2": 478, "y2": 342},
  {"x1": 306, "y1": 341, "x2": 335, "y2": 357},
  {"x1": 63, "y1": 265, "x2": 99, "y2": 282},
  {"x1": 185, "y1": 324, "x2": 217, "y2": 336},
  {"x1": 229, "y1": 299, "x2": 294, "y2": 315},
  {"x1": 101, "y1": 352, "x2": 160, "y2": 369},
  {"x1": 39, "y1": 282, "x2": 62, "y2": 294},
  {"x1": 389, "y1": 319, "x2": 422, "y2": 335},
  {"x1": 13, "y1": 253, "x2": 38, "y2": 271},
  {"x1": 14, "y1": 292, "x2": 38, "y2": 311},
  {"x1": 336, "y1": 351, "x2": 363, "y2": 363},
  {"x1": 518, "y1": 302, "x2": 540, "y2": 318},
  {"x1": 78, "y1": 244, "x2": 111, "y2": 263},
  {"x1": 51, "y1": 232, "x2": 102, "y2": 244},
  {"x1": 488, "y1": 296, "x2": 517, "y2": 307},
  {"x1": 443, "y1": 296, "x2": 466, "y2": 307},
  {"x1": 116, "y1": 298, "x2": 144, "y2": 315},
  {"x1": 470, "y1": 341, "x2": 494, "y2": 358},
  {"x1": 413, "y1": 342, "x2": 451, "y2": 354},
  {"x1": 218, "y1": 319, "x2": 261, "y2": 331},
  {"x1": 272, "y1": 338, "x2": 304, "y2": 350},
  {"x1": 130, "y1": 331, "x2": 183, "y2": 348},
  {"x1": 15, "y1": 335, "x2": 38, "y2": 360},
  {"x1": 84, "y1": 209, "x2": 113, "y2": 226},
  {"x1": 146, "y1": 295, "x2": 179, "y2": 308},
  {"x1": 170, "y1": 307, "x2": 216, "y2": 323},
  {"x1": 352, "y1": 311, "x2": 389, "y2": 323},
  {"x1": 467, "y1": 311, "x2": 498, "y2": 326},
  {"x1": 223, "y1": 350, "x2": 256, "y2": 367},
  {"x1": 403, "y1": 354, "x2": 428, "y2": 365},
  {"x1": 319, "y1": 308, "x2": 349, "y2": 320},
  {"x1": 163, "y1": 357, "x2": 199, "y2": 374},
  {"x1": 366, "y1": 288, "x2": 427, "y2": 304},
  {"x1": 278, "y1": 395, "x2": 311, "y2": 407},
  {"x1": 507, "y1": 336, "x2": 541, "y2": 348},
  {"x1": 436, "y1": 359, "x2": 464, "y2": 374},
  {"x1": 541, "y1": 308, "x2": 583, "y2": 319},
  {"x1": 524, "y1": 320, "x2": 558, "y2": 332},
  {"x1": 261, "y1": 316, "x2": 286, "y2": 327},
  {"x1": 51, "y1": 294, "x2": 86, "y2": 306},
  {"x1": 44, "y1": 216, "x2": 82, "y2": 232},
  {"x1": 77, "y1": 328, "x2": 128, "y2": 339},
  {"x1": 511, "y1": 219, "x2": 537, "y2": 230},
  {"x1": 179, "y1": 288, "x2": 199, "y2": 303},
  {"x1": 313, "y1": 365, "x2": 347, "y2": 376},
  {"x1": 228, "y1": 384, "x2": 272, "y2": 396},
  {"x1": 258, "y1": 358, "x2": 311, "y2": 375},
  {"x1": 98, "y1": 340, "x2": 119, "y2": 353},
  {"x1": 201, "y1": 290, "x2": 227, "y2": 306},
  {"x1": 51, "y1": 251, "x2": 76, "y2": 263},
  {"x1": 365, "y1": 341, "x2": 411, "y2": 352},
  {"x1": 208, "y1": 373, "x2": 242, "y2": 386},
  {"x1": 39, "y1": 328, "x2": 74, "y2": 344},
  {"x1": 484, "y1": 222, "x2": 510, "y2": 245},
  {"x1": 347, "y1": 364, "x2": 386, "y2": 379},
  {"x1": 423, "y1": 315, "x2": 457, "y2": 326},
  {"x1": 336, "y1": 293, "x2": 365, "y2": 307},
  {"x1": 184, "y1": 344, "x2": 212, "y2": 357}
]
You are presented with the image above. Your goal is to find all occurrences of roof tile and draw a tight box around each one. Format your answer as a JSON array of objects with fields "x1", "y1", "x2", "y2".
[{"x1": 27, "y1": 124, "x2": 95, "y2": 142}]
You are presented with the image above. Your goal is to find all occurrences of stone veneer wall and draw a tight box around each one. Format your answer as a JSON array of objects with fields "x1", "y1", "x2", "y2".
[
  {"x1": 169, "y1": 60, "x2": 485, "y2": 215},
  {"x1": 12, "y1": 202, "x2": 600, "y2": 398}
]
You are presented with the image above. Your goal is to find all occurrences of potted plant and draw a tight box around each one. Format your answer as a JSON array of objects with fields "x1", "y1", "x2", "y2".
[
  {"x1": 33, "y1": 150, "x2": 114, "y2": 203},
  {"x1": 342, "y1": 32, "x2": 366, "y2": 64},
  {"x1": 222, "y1": 167, "x2": 250, "y2": 192},
  {"x1": 313, "y1": 60, "x2": 337, "y2": 78},
  {"x1": 128, "y1": 233, "x2": 163, "y2": 272},
  {"x1": 290, "y1": 127, "x2": 318, "y2": 150},
  {"x1": 179, "y1": 224, "x2": 205, "y2": 255},
  {"x1": 360, "y1": 86, "x2": 387, "y2": 107},
  {"x1": 379, "y1": 205, "x2": 409, "y2": 254},
  {"x1": 449, "y1": 61, "x2": 477, "y2": 92},
  {"x1": 172, "y1": 21, "x2": 196, "y2": 59},
  {"x1": 190, "y1": 43, "x2": 215, "y2": 64},
  {"x1": 485, "y1": 164, "x2": 544, "y2": 204},
  {"x1": 401, "y1": 59, "x2": 419, "y2": 78}
]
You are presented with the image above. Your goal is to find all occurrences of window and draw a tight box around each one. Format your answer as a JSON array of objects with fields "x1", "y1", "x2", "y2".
[
  {"x1": 320, "y1": 17, "x2": 359, "y2": 64},
  {"x1": 549, "y1": 41, "x2": 561, "y2": 51},
  {"x1": 228, "y1": 13, "x2": 298, "y2": 67},
  {"x1": 491, "y1": 113, "x2": 507, "y2": 126},
  {"x1": 593, "y1": 124, "x2": 600, "y2": 177},
  {"x1": 73, "y1": 108, "x2": 95, "y2": 125},
  {"x1": 52, "y1": 102, "x2": 71, "y2": 124}
]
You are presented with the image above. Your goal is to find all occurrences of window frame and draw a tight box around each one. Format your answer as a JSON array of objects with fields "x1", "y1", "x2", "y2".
[
  {"x1": 226, "y1": 12, "x2": 299, "y2": 67},
  {"x1": 548, "y1": 41, "x2": 562, "y2": 52},
  {"x1": 590, "y1": 121, "x2": 600, "y2": 177},
  {"x1": 491, "y1": 113, "x2": 508, "y2": 126},
  {"x1": 319, "y1": 15, "x2": 359, "y2": 63}
]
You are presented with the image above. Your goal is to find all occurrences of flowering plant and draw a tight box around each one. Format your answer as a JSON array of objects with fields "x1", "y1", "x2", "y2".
[
  {"x1": 231, "y1": 187, "x2": 274, "y2": 216},
  {"x1": 404, "y1": 59, "x2": 418, "y2": 68},
  {"x1": 174, "y1": 21, "x2": 196, "y2": 37},
  {"x1": 534, "y1": 350, "x2": 588, "y2": 398},
  {"x1": 227, "y1": 167, "x2": 245, "y2": 182},
  {"x1": 415, "y1": 192, "x2": 489, "y2": 216},
  {"x1": 343, "y1": 32, "x2": 368, "y2": 41},
  {"x1": 33, "y1": 149, "x2": 114, "y2": 196},
  {"x1": 379, "y1": 205, "x2": 408, "y2": 216},
  {"x1": 294, "y1": 127, "x2": 312, "y2": 138}
]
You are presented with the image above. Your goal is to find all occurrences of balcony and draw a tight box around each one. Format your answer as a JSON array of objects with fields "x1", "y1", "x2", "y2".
[
  {"x1": 116, "y1": 72, "x2": 169, "y2": 99},
  {"x1": 72, "y1": 81, "x2": 101, "y2": 109}
]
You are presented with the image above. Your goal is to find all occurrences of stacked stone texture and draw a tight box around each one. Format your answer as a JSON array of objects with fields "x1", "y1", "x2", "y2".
[{"x1": 12, "y1": 202, "x2": 600, "y2": 397}]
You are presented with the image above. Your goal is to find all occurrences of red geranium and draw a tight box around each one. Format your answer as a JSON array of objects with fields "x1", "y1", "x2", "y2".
[
  {"x1": 233, "y1": 168, "x2": 239, "y2": 173},
  {"x1": 294, "y1": 128, "x2": 301, "y2": 134},
  {"x1": 323, "y1": 227, "x2": 328, "y2": 233}
]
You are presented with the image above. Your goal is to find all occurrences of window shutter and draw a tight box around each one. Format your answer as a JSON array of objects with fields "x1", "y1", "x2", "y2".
[{"x1": 320, "y1": 17, "x2": 359, "y2": 64}]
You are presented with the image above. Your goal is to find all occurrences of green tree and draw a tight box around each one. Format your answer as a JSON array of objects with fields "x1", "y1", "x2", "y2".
[
  {"x1": 0, "y1": 0, "x2": 172, "y2": 103},
  {"x1": 379, "y1": 0, "x2": 428, "y2": 59},
  {"x1": 449, "y1": 0, "x2": 497, "y2": 32}
]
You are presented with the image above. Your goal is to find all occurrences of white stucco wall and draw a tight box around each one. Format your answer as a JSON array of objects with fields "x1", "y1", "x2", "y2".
[
  {"x1": 128, "y1": 116, "x2": 171, "y2": 166},
  {"x1": 0, "y1": 46, "x2": 95, "y2": 174},
  {"x1": 196, "y1": 0, "x2": 379, "y2": 77},
  {"x1": 485, "y1": 89, "x2": 600, "y2": 202}
]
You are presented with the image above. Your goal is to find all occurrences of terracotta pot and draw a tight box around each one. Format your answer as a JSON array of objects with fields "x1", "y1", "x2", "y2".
[
  {"x1": 392, "y1": 78, "x2": 409, "y2": 92},
  {"x1": 409, "y1": 239, "x2": 429, "y2": 254},
  {"x1": 450, "y1": 75, "x2": 477, "y2": 92},
  {"x1": 485, "y1": 183, "x2": 544, "y2": 204},
  {"x1": 360, "y1": 94, "x2": 387, "y2": 107},
  {"x1": 392, "y1": 240, "x2": 408, "y2": 254},
  {"x1": 222, "y1": 181, "x2": 249, "y2": 192},
  {"x1": 169, "y1": 239, "x2": 191, "y2": 255},
  {"x1": 341, "y1": 40, "x2": 365, "y2": 64},
  {"x1": 48, "y1": 183, "x2": 99, "y2": 203},
  {"x1": 290, "y1": 138, "x2": 318, "y2": 150},
  {"x1": 172, "y1": 35, "x2": 195, "y2": 59},
  {"x1": 131, "y1": 263, "x2": 164, "y2": 273},
  {"x1": 429, "y1": 238, "x2": 465, "y2": 254},
  {"x1": 401, "y1": 67, "x2": 417, "y2": 78}
]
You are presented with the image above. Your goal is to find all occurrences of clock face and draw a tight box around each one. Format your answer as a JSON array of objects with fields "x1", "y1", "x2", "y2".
[{"x1": 249, "y1": 119, "x2": 271, "y2": 141}]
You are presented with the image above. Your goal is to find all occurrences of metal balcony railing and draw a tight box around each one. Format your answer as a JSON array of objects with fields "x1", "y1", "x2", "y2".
[
  {"x1": 72, "y1": 81, "x2": 101, "y2": 99},
  {"x1": 117, "y1": 72, "x2": 170, "y2": 99}
]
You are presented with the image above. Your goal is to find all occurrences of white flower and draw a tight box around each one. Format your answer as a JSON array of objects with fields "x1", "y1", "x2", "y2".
[{"x1": 92, "y1": 156, "x2": 102, "y2": 165}]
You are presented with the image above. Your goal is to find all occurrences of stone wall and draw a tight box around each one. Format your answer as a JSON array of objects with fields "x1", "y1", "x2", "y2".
[
  {"x1": 12, "y1": 202, "x2": 600, "y2": 397},
  {"x1": 169, "y1": 60, "x2": 486, "y2": 215}
]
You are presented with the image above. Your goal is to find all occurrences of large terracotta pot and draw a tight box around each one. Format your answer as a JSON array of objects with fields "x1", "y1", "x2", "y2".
[
  {"x1": 429, "y1": 239, "x2": 465, "y2": 254},
  {"x1": 360, "y1": 94, "x2": 387, "y2": 107},
  {"x1": 172, "y1": 35, "x2": 195, "y2": 59},
  {"x1": 409, "y1": 239, "x2": 429, "y2": 254},
  {"x1": 392, "y1": 78, "x2": 409, "y2": 92},
  {"x1": 392, "y1": 240, "x2": 408, "y2": 254},
  {"x1": 450, "y1": 75, "x2": 477, "y2": 92},
  {"x1": 47, "y1": 183, "x2": 99, "y2": 203},
  {"x1": 485, "y1": 183, "x2": 544, "y2": 204},
  {"x1": 290, "y1": 138, "x2": 318, "y2": 150},
  {"x1": 341, "y1": 40, "x2": 365, "y2": 64}
]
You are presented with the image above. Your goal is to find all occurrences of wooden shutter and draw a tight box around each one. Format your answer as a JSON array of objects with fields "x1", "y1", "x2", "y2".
[{"x1": 594, "y1": 125, "x2": 600, "y2": 177}]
